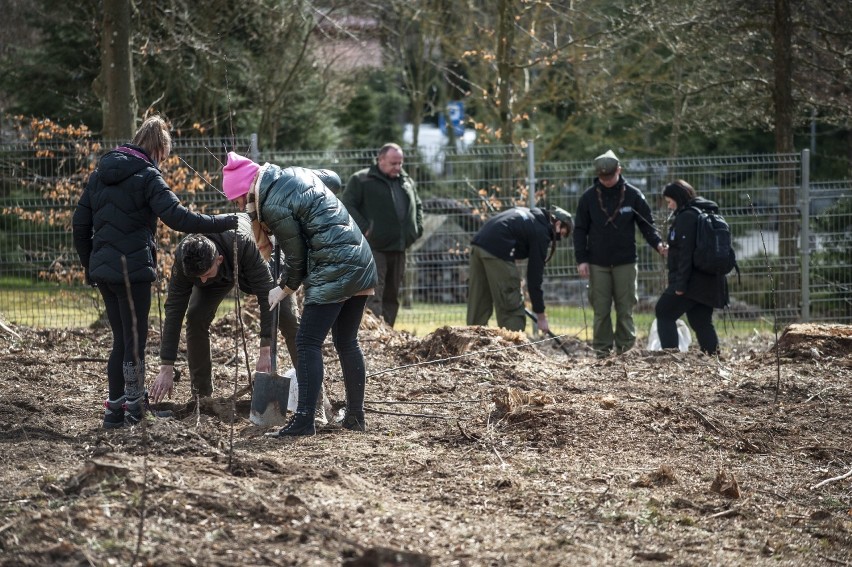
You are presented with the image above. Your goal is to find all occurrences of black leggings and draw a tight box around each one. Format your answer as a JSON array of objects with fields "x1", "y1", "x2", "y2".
[
  {"x1": 98, "y1": 282, "x2": 152, "y2": 399},
  {"x1": 655, "y1": 292, "x2": 718, "y2": 355}
]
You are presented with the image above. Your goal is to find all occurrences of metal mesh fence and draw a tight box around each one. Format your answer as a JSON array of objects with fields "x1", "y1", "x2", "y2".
[{"x1": 0, "y1": 136, "x2": 849, "y2": 336}]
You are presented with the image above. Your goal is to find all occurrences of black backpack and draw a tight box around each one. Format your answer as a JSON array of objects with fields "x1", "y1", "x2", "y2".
[{"x1": 690, "y1": 206, "x2": 738, "y2": 276}]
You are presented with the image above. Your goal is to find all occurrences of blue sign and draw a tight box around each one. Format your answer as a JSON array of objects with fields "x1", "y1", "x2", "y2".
[{"x1": 439, "y1": 101, "x2": 465, "y2": 137}]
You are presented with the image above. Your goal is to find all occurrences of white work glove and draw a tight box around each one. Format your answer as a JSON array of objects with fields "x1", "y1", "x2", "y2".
[{"x1": 268, "y1": 285, "x2": 295, "y2": 309}]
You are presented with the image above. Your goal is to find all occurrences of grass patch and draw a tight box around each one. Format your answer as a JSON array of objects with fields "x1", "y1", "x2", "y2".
[
  {"x1": 393, "y1": 302, "x2": 774, "y2": 339},
  {"x1": 0, "y1": 285, "x2": 774, "y2": 340}
]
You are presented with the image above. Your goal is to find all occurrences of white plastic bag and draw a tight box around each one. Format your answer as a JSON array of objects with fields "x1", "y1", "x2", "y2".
[
  {"x1": 647, "y1": 318, "x2": 692, "y2": 352},
  {"x1": 283, "y1": 368, "x2": 333, "y2": 416},
  {"x1": 283, "y1": 367, "x2": 298, "y2": 412}
]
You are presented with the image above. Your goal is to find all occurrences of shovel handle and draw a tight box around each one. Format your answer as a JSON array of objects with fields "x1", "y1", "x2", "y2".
[{"x1": 270, "y1": 244, "x2": 281, "y2": 375}]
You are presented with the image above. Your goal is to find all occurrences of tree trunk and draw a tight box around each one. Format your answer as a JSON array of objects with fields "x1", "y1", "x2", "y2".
[
  {"x1": 496, "y1": 0, "x2": 515, "y2": 187},
  {"x1": 772, "y1": 0, "x2": 799, "y2": 322},
  {"x1": 99, "y1": 0, "x2": 137, "y2": 140}
]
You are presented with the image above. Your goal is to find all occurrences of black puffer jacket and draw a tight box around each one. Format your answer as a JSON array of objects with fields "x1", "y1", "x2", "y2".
[
  {"x1": 471, "y1": 207, "x2": 556, "y2": 315},
  {"x1": 665, "y1": 197, "x2": 729, "y2": 308},
  {"x1": 73, "y1": 144, "x2": 236, "y2": 285}
]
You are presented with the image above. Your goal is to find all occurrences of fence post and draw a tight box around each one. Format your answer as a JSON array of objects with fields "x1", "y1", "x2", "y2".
[
  {"x1": 527, "y1": 140, "x2": 535, "y2": 208},
  {"x1": 800, "y1": 149, "x2": 810, "y2": 322}
]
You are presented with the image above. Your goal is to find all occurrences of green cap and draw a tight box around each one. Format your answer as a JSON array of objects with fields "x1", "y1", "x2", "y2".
[
  {"x1": 550, "y1": 206, "x2": 573, "y2": 234},
  {"x1": 594, "y1": 149, "x2": 620, "y2": 176}
]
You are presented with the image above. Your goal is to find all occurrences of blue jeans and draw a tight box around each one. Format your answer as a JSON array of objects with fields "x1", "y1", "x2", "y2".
[
  {"x1": 98, "y1": 282, "x2": 152, "y2": 400},
  {"x1": 296, "y1": 296, "x2": 368, "y2": 415}
]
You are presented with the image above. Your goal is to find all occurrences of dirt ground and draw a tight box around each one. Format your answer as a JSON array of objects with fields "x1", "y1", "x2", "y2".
[{"x1": 0, "y1": 314, "x2": 850, "y2": 566}]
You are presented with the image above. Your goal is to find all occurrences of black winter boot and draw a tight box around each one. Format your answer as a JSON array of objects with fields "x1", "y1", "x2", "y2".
[
  {"x1": 123, "y1": 361, "x2": 146, "y2": 427},
  {"x1": 103, "y1": 396, "x2": 125, "y2": 429},
  {"x1": 266, "y1": 411, "x2": 316, "y2": 437},
  {"x1": 341, "y1": 409, "x2": 366, "y2": 432}
]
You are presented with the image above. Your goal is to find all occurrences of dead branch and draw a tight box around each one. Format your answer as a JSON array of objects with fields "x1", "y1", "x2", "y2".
[
  {"x1": 816, "y1": 553, "x2": 852, "y2": 566},
  {"x1": 705, "y1": 508, "x2": 739, "y2": 520},
  {"x1": 365, "y1": 398, "x2": 483, "y2": 405},
  {"x1": 687, "y1": 406, "x2": 721, "y2": 433},
  {"x1": 0, "y1": 320, "x2": 21, "y2": 339},
  {"x1": 810, "y1": 466, "x2": 852, "y2": 490}
]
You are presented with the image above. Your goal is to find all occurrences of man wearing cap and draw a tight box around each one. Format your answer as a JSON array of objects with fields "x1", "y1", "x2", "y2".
[
  {"x1": 467, "y1": 206, "x2": 573, "y2": 333},
  {"x1": 573, "y1": 150, "x2": 666, "y2": 357},
  {"x1": 339, "y1": 143, "x2": 423, "y2": 328},
  {"x1": 147, "y1": 216, "x2": 303, "y2": 409}
]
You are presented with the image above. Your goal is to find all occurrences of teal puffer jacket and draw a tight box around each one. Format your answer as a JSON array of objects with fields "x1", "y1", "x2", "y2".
[{"x1": 258, "y1": 164, "x2": 377, "y2": 305}]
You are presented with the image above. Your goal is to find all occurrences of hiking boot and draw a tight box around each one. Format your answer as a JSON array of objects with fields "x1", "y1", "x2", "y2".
[
  {"x1": 265, "y1": 411, "x2": 315, "y2": 438},
  {"x1": 103, "y1": 397, "x2": 125, "y2": 429},
  {"x1": 123, "y1": 396, "x2": 144, "y2": 427},
  {"x1": 341, "y1": 410, "x2": 366, "y2": 432}
]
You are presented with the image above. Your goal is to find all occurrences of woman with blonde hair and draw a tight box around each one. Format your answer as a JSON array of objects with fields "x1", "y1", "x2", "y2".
[{"x1": 73, "y1": 116, "x2": 238, "y2": 428}]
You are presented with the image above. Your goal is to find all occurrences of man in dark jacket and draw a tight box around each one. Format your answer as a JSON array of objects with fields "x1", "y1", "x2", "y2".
[
  {"x1": 573, "y1": 150, "x2": 666, "y2": 356},
  {"x1": 467, "y1": 206, "x2": 573, "y2": 333},
  {"x1": 340, "y1": 143, "x2": 423, "y2": 327},
  {"x1": 147, "y1": 214, "x2": 301, "y2": 405}
]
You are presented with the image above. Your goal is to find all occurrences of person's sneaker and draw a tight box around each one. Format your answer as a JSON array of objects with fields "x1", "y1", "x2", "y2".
[
  {"x1": 341, "y1": 410, "x2": 366, "y2": 432},
  {"x1": 314, "y1": 404, "x2": 329, "y2": 426},
  {"x1": 102, "y1": 397, "x2": 125, "y2": 429},
  {"x1": 265, "y1": 411, "x2": 315, "y2": 438}
]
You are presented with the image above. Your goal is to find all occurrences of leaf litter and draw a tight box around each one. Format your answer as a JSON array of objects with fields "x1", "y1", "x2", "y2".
[{"x1": 0, "y1": 315, "x2": 850, "y2": 566}]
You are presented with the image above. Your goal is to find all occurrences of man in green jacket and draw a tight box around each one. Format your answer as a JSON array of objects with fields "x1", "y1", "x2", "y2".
[{"x1": 340, "y1": 143, "x2": 423, "y2": 327}]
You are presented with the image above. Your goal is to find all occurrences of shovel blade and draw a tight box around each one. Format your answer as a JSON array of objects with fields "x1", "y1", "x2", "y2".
[{"x1": 250, "y1": 371, "x2": 290, "y2": 426}]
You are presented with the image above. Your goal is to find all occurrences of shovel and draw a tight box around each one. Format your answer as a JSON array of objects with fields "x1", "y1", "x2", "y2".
[
  {"x1": 525, "y1": 309, "x2": 572, "y2": 356},
  {"x1": 249, "y1": 245, "x2": 291, "y2": 426}
]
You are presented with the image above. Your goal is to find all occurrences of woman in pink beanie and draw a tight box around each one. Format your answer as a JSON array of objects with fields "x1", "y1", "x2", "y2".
[
  {"x1": 224, "y1": 153, "x2": 377, "y2": 437},
  {"x1": 222, "y1": 152, "x2": 261, "y2": 200}
]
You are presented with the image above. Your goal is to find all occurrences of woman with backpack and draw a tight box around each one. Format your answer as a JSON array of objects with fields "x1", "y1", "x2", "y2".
[{"x1": 655, "y1": 180, "x2": 729, "y2": 355}]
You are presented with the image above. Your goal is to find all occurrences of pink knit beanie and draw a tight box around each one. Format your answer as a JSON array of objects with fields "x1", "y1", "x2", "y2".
[{"x1": 222, "y1": 152, "x2": 261, "y2": 200}]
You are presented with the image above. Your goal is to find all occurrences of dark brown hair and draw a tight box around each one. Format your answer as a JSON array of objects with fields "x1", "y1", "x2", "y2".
[
  {"x1": 180, "y1": 235, "x2": 218, "y2": 277},
  {"x1": 662, "y1": 179, "x2": 697, "y2": 209}
]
